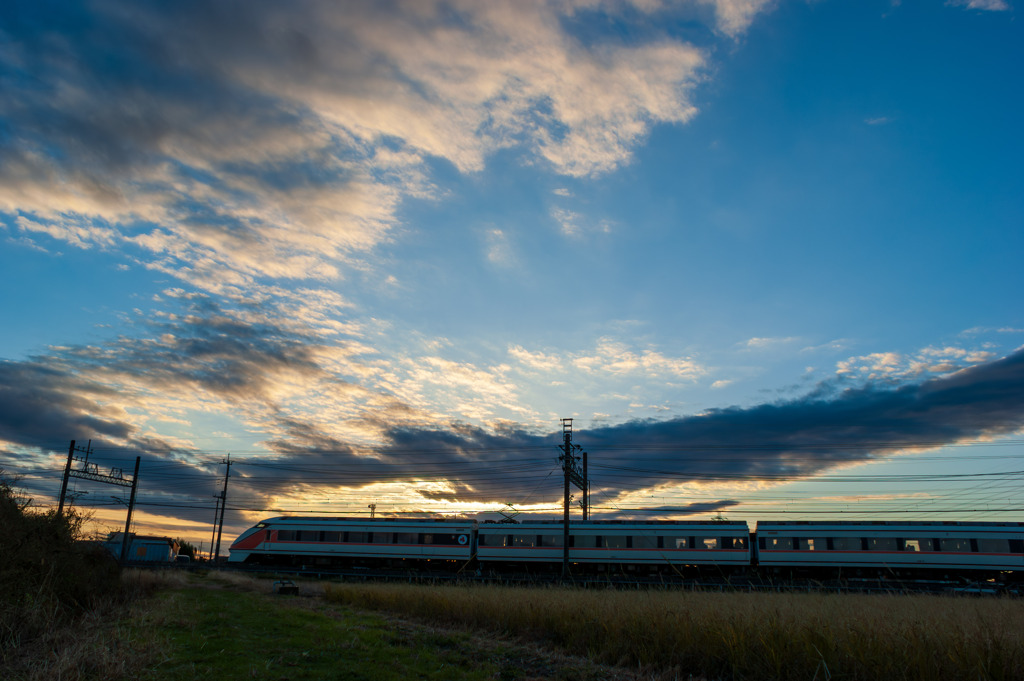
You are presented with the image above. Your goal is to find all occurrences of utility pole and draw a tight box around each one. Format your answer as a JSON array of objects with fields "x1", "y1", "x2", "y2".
[
  {"x1": 562, "y1": 421, "x2": 571, "y2": 578},
  {"x1": 208, "y1": 499, "x2": 219, "y2": 562},
  {"x1": 118, "y1": 456, "x2": 141, "y2": 564},
  {"x1": 57, "y1": 440, "x2": 76, "y2": 516},
  {"x1": 559, "y1": 418, "x2": 588, "y2": 579},
  {"x1": 212, "y1": 455, "x2": 231, "y2": 564},
  {"x1": 582, "y1": 449, "x2": 589, "y2": 521}
]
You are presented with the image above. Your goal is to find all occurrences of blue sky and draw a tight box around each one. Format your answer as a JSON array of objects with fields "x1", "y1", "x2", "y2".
[{"x1": 1, "y1": 0, "x2": 1022, "y2": 547}]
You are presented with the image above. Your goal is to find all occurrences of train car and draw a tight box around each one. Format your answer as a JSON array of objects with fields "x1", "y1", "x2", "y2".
[
  {"x1": 755, "y1": 521, "x2": 1024, "y2": 579},
  {"x1": 228, "y1": 516, "x2": 476, "y2": 568},
  {"x1": 477, "y1": 520, "x2": 751, "y2": 574}
]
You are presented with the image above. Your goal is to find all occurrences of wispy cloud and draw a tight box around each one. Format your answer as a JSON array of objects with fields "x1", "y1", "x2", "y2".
[
  {"x1": 743, "y1": 336, "x2": 801, "y2": 350},
  {"x1": 946, "y1": 0, "x2": 1011, "y2": 11}
]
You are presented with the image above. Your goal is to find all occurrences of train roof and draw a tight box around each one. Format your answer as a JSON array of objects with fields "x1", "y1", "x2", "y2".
[
  {"x1": 479, "y1": 519, "x2": 748, "y2": 527},
  {"x1": 256, "y1": 516, "x2": 475, "y2": 524},
  {"x1": 754, "y1": 520, "x2": 1024, "y2": 527}
]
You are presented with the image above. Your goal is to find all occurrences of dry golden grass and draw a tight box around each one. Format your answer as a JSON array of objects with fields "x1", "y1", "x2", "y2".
[
  {"x1": 1, "y1": 569, "x2": 195, "y2": 681},
  {"x1": 323, "y1": 582, "x2": 1024, "y2": 681}
]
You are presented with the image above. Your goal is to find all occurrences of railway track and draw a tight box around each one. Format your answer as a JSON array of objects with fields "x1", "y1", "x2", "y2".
[{"x1": 166, "y1": 562, "x2": 1021, "y2": 596}]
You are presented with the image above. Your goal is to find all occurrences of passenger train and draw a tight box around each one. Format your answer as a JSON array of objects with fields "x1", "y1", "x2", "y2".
[{"x1": 228, "y1": 516, "x2": 1024, "y2": 580}]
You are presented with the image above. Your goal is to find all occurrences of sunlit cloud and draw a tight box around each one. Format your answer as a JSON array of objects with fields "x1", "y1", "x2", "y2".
[
  {"x1": 836, "y1": 344, "x2": 997, "y2": 381},
  {"x1": 1, "y1": 0, "x2": 712, "y2": 299}
]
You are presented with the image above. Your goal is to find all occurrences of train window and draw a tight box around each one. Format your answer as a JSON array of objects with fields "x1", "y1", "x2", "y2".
[
  {"x1": 574, "y1": 535, "x2": 599, "y2": 548},
  {"x1": 701, "y1": 537, "x2": 718, "y2": 550},
  {"x1": 512, "y1": 534, "x2": 536, "y2": 547},
  {"x1": 423, "y1": 533, "x2": 460, "y2": 545},
  {"x1": 478, "y1": 534, "x2": 512, "y2": 547},
  {"x1": 977, "y1": 538, "x2": 1010, "y2": 553},
  {"x1": 277, "y1": 530, "x2": 297, "y2": 541},
  {"x1": 797, "y1": 538, "x2": 818, "y2": 551},
  {"x1": 940, "y1": 538, "x2": 971, "y2": 553},
  {"x1": 733, "y1": 537, "x2": 747, "y2": 549},
  {"x1": 867, "y1": 538, "x2": 898, "y2": 551},
  {"x1": 296, "y1": 530, "x2": 318, "y2": 542},
  {"x1": 322, "y1": 532, "x2": 342, "y2": 543},
  {"x1": 903, "y1": 539, "x2": 920, "y2": 552},
  {"x1": 604, "y1": 535, "x2": 628, "y2": 549},
  {"x1": 830, "y1": 537, "x2": 859, "y2": 551},
  {"x1": 1010, "y1": 540, "x2": 1024, "y2": 554},
  {"x1": 764, "y1": 537, "x2": 791, "y2": 550},
  {"x1": 347, "y1": 532, "x2": 368, "y2": 543},
  {"x1": 540, "y1": 535, "x2": 563, "y2": 547},
  {"x1": 371, "y1": 532, "x2": 392, "y2": 544},
  {"x1": 395, "y1": 533, "x2": 417, "y2": 545},
  {"x1": 633, "y1": 535, "x2": 658, "y2": 549},
  {"x1": 668, "y1": 537, "x2": 689, "y2": 549}
]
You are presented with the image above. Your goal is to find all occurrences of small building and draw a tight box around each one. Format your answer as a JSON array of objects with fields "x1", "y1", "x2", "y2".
[{"x1": 103, "y1": 532, "x2": 180, "y2": 563}]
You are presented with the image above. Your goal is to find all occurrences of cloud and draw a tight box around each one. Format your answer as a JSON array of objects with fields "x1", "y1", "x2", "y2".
[
  {"x1": 361, "y1": 346, "x2": 1024, "y2": 503},
  {"x1": 836, "y1": 345, "x2": 996, "y2": 381},
  {"x1": 509, "y1": 346, "x2": 565, "y2": 373},
  {"x1": 509, "y1": 339, "x2": 705, "y2": 381},
  {"x1": 571, "y1": 338, "x2": 705, "y2": 380},
  {"x1": 4, "y1": 329, "x2": 1023, "y2": 523},
  {"x1": 0, "y1": 0, "x2": 720, "y2": 298},
  {"x1": 743, "y1": 336, "x2": 800, "y2": 350},
  {"x1": 484, "y1": 228, "x2": 518, "y2": 268},
  {"x1": 946, "y1": 0, "x2": 1011, "y2": 10},
  {"x1": 699, "y1": 0, "x2": 777, "y2": 36}
]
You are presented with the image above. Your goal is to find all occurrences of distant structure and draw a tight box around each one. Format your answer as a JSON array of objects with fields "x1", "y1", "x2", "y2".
[{"x1": 102, "y1": 532, "x2": 180, "y2": 563}]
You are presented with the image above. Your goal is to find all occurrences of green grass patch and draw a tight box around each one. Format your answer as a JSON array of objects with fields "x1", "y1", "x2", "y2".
[{"x1": 130, "y1": 575, "x2": 609, "y2": 681}]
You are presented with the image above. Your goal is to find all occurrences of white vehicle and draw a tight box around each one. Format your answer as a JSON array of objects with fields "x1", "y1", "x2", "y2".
[
  {"x1": 477, "y1": 520, "x2": 751, "y2": 573},
  {"x1": 755, "y1": 521, "x2": 1024, "y2": 577},
  {"x1": 228, "y1": 516, "x2": 475, "y2": 568}
]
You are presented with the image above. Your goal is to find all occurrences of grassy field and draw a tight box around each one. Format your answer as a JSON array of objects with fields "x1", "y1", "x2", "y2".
[
  {"x1": 127, "y1": 574, "x2": 638, "y2": 681},
  {"x1": 7, "y1": 571, "x2": 1024, "y2": 681},
  {"x1": 4, "y1": 571, "x2": 648, "y2": 681},
  {"x1": 323, "y1": 581, "x2": 1024, "y2": 681}
]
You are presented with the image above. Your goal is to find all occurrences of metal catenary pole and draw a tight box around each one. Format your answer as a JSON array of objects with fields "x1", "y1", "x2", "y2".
[
  {"x1": 57, "y1": 440, "x2": 75, "y2": 516},
  {"x1": 118, "y1": 456, "x2": 141, "y2": 564},
  {"x1": 213, "y1": 455, "x2": 232, "y2": 563},
  {"x1": 561, "y1": 418, "x2": 573, "y2": 578}
]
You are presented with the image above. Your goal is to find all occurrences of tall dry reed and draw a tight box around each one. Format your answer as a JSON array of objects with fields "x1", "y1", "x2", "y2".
[{"x1": 323, "y1": 582, "x2": 1024, "y2": 681}]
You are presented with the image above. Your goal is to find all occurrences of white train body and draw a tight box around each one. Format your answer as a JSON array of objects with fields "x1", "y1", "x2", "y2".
[
  {"x1": 228, "y1": 516, "x2": 1024, "y2": 579},
  {"x1": 476, "y1": 520, "x2": 750, "y2": 567},
  {"x1": 755, "y1": 521, "x2": 1024, "y2": 573},
  {"x1": 228, "y1": 516, "x2": 475, "y2": 566}
]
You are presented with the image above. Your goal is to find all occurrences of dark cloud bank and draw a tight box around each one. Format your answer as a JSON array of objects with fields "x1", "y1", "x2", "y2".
[
  {"x1": 372, "y1": 347, "x2": 1024, "y2": 506},
  {"x1": 2, "y1": 345, "x2": 1023, "y2": 526}
]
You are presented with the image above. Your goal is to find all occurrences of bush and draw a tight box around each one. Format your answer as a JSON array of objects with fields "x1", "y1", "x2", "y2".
[{"x1": 0, "y1": 475, "x2": 121, "y2": 661}]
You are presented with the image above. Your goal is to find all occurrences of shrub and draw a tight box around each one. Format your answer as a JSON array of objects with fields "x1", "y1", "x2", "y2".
[{"x1": 0, "y1": 475, "x2": 121, "y2": 663}]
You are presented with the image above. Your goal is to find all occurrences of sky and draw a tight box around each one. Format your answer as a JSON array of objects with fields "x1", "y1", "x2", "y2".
[{"x1": 1, "y1": 0, "x2": 1023, "y2": 552}]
